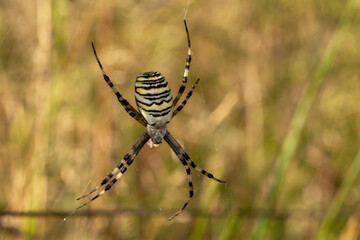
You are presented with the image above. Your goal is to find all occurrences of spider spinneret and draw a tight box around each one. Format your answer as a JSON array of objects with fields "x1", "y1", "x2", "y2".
[{"x1": 77, "y1": 19, "x2": 226, "y2": 221}]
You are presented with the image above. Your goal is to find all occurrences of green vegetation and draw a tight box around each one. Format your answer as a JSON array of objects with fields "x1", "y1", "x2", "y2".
[{"x1": 0, "y1": 0, "x2": 359, "y2": 239}]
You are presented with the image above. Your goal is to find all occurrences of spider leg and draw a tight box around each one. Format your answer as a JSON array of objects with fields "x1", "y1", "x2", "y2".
[
  {"x1": 76, "y1": 130, "x2": 150, "y2": 209},
  {"x1": 172, "y1": 78, "x2": 200, "y2": 117},
  {"x1": 92, "y1": 42, "x2": 147, "y2": 127},
  {"x1": 173, "y1": 20, "x2": 192, "y2": 107},
  {"x1": 75, "y1": 155, "x2": 127, "y2": 201},
  {"x1": 164, "y1": 131, "x2": 226, "y2": 183},
  {"x1": 168, "y1": 158, "x2": 194, "y2": 221}
]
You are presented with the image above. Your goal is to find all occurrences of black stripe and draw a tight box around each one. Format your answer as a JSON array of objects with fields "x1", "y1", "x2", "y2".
[
  {"x1": 135, "y1": 77, "x2": 165, "y2": 84},
  {"x1": 135, "y1": 81, "x2": 168, "y2": 89},
  {"x1": 127, "y1": 158, "x2": 135, "y2": 165},
  {"x1": 142, "y1": 93, "x2": 171, "y2": 101},
  {"x1": 101, "y1": 179, "x2": 109, "y2": 185},
  {"x1": 149, "y1": 110, "x2": 172, "y2": 117},
  {"x1": 135, "y1": 83, "x2": 168, "y2": 90},
  {"x1": 178, "y1": 86, "x2": 185, "y2": 94},
  {"x1": 91, "y1": 195, "x2": 100, "y2": 201},
  {"x1": 137, "y1": 71, "x2": 161, "y2": 78},
  {"x1": 136, "y1": 97, "x2": 172, "y2": 107},
  {"x1": 189, "y1": 161, "x2": 196, "y2": 168},
  {"x1": 105, "y1": 184, "x2": 112, "y2": 191},
  {"x1": 118, "y1": 96, "x2": 128, "y2": 105},
  {"x1": 105, "y1": 75, "x2": 112, "y2": 85},
  {"x1": 117, "y1": 163, "x2": 124, "y2": 169}
]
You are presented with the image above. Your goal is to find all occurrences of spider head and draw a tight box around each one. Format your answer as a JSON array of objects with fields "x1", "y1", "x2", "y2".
[{"x1": 146, "y1": 124, "x2": 168, "y2": 144}]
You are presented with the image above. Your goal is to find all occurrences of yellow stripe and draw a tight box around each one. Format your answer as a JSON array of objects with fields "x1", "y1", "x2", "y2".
[{"x1": 136, "y1": 76, "x2": 163, "y2": 81}]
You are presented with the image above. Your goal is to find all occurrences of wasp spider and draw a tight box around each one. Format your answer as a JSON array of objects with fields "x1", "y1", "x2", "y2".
[{"x1": 77, "y1": 20, "x2": 226, "y2": 220}]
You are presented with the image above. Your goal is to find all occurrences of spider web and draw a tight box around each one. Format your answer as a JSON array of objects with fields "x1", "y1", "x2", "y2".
[
  {"x1": 44, "y1": 0, "x2": 192, "y2": 232},
  {"x1": 43, "y1": 0, "x2": 232, "y2": 238}
]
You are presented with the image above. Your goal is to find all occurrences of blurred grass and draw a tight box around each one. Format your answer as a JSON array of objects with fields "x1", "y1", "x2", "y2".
[
  {"x1": 251, "y1": 0, "x2": 359, "y2": 238},
  {"x1": 317, "y1": 149, "x2": 360, "y2": 240},
  {"x1": 0, "y1": 0, "x2": 360, "y2": 239}
]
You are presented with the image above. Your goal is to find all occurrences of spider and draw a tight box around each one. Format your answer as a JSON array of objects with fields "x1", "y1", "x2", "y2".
[{"x1": 77, "y1": 20, "x2": 226, "y2": 220}]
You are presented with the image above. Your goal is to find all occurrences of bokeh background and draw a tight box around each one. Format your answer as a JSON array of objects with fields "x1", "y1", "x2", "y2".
[{"x1": 1, "y1": 0, "x2": 360, "y2": 239}]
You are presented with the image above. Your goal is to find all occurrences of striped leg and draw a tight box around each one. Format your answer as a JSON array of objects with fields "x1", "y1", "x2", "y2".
[
  {"x1": 164, "y1": 132, "x2": 226, "y2": 183},
  {"x1": 168, "y1": 157, "x2": 194, "y2": 221},
  {"x1": 76, "y1": 130, "x2": 150, "y2": 209},
  {"x1": 172, "y1": 78, "x2": 200, "y2": 117},
  {"x1": 173, "y1": 20, "x2": 192, "y2": 107},
  {"x1": 164, "y1": 132, "x2": 226, "y2": 219},
  {"x1": 92, "y1": 43, "x2": 147, "y2": 127}
]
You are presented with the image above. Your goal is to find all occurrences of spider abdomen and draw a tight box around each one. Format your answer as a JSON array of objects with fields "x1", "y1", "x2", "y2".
[{"x1": 135, "y1": 71, "x2": 173, "y2": 126}]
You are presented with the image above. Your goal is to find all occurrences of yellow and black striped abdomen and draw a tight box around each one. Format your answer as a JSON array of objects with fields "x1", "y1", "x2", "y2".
[{"x1": 135, "y1": 71, "x2": 173, "y2": 126}]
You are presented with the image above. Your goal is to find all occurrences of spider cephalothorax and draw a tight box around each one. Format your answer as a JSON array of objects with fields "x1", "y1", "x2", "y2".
[
  {"x1": 77, "y1": 20, "x2": 226, "y2": 221},
  {"x1": 146, "y1": 124, "x2": 168, "y2": 144}
]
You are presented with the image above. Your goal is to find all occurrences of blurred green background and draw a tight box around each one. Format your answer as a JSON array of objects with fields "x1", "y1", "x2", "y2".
[{"x1": 0, "y1": 0, "x2": 360, "y2": 239}]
